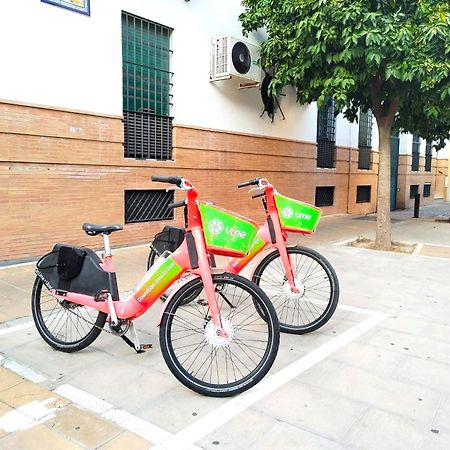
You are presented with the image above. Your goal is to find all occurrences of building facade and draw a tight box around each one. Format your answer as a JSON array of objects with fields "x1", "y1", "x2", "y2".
[{"x1": 0, "y1": 0, "x2": 440, "y2": 261}]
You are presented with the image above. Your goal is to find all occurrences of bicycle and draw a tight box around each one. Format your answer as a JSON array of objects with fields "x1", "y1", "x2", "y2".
[
  {"x1": 31, "y1": 176, "x2": 280, "y2": 397},
  {"x1": 148, "y1": 178, "x2": 339, "y2": 334}
]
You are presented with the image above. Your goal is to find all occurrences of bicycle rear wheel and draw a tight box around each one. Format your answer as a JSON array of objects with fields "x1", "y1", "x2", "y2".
[
  {"x1": 159, "y1": 273, "x2": 280, "y2": 397},
  {"x1": 31, "y1": 276, "x2": 107, "y2": 352},
  {"x1": 253, "y1": 246, "x2": 339, "y2": 334}
]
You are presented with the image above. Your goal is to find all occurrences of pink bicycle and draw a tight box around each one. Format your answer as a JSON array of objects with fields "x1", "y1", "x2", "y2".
[
  {"x1": 31, "y1": 176, "x2": 280, "y2": 397},
  {"x1": 148, "y1": 178, "x2": 339, "y2": 334}
]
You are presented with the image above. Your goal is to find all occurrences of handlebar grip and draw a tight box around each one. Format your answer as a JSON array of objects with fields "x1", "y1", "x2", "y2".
[
  {"x1": 151, "y1": 175, "x2": 183, "y2": 187},
  {"x1": 168, "y1": 200, "x2": 186, "y2": 210},
  {"x1": 237, "y1": 178, "x2": 260, "y2": 188},
  {"x1": 252, "y1": 191, "x2": 266, "y2": 199}
]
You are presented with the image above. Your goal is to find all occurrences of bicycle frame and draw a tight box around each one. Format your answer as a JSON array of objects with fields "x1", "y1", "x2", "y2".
[
  {"x1": 48, "y1": 178, "x2": 229, "y2": 336},
  {"x1": 226, "y1": 180, "x2": 299, "y2": 292}
]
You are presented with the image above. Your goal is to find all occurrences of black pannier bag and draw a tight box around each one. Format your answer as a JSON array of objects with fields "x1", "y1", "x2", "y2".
[
  {"x1": 151, "y1": 225, "x2": 185, "y2": 255},
  {"x1": 36, "y1": 244, "x2": 110, "y2": 296}
]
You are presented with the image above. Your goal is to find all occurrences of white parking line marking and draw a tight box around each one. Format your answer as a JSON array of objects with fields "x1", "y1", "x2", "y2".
[
  {"x1": 0, "y1": 357, "x2": 47, "y2": 383},
  {"x1": 154, "y1": 310, "x2": 386, "y2": 450}
]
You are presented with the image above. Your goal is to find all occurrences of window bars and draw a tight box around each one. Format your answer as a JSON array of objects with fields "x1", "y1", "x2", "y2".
[
  {"x1": 122, "y1": 12, "x2": 173, "y2": 160},
  {"x1": 317, "y1": 99, "x2": 336, "y2": 168},
  {"x1": 425, "y1": 142, "x2": 432, "y2": 172},
  {"x1": 124, "y1": 190, "x2": 174, "y2": 223},
  {"x1": 358, "y1": 110, "x2": 372, "y2": 170},
  {"x1": 315, "y1": 186, "x2": 335, "y2": 207},
  {"x1": 411, "y1": 134, "x2": 420, "y2": 171}
]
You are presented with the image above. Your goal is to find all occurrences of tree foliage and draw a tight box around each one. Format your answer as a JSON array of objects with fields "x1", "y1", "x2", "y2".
[{"x1": 240, "y1": 0, "x2": 450, "y2": 147}]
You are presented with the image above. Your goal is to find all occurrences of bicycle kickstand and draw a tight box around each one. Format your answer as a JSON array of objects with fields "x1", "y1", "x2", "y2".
[{"x1": 121, "y1": 322, "x2": 152, "y2": 354}]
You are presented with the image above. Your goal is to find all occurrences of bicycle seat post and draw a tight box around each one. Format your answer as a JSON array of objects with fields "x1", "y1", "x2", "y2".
[{"x1": 102, "y1": 232, "x2": 112, "y2": 257}]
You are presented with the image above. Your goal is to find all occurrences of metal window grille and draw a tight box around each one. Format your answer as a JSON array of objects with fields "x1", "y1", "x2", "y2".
[
  {"x1": 411, "y1": 134, "x2": 420, "y2": 171},
  {"x1": 122, "y1": 12, "x2": 173, "y2": 160},
  {"x1": 425, "y1": 142, "x2": 432, "y2": 172},
  {"x1": 315, "y1": 186, "x2": 335, "y2": 207},
  {"x1": 423, "y1": 184, "x2": 431, "y2": 198},
  {"x1": 317, "y1": 99, "x2": 336, "y2": 168},
  {"x1": 409, "y1": 184, "x2": 419, "y2": 199},
  {"x1": 356, "y1": 185, "x2": 371, "y2": 203},
  {"x1": 125, "y1": 190, "x2": 174, "y2": 223},
  {"x1": 358, "y1": 110, "x2": 372, "y2": 169}
]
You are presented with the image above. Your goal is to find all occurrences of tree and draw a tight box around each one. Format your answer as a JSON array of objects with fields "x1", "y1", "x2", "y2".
[{"x1": 240, "y1": 0, "x2": 450, "y2": 250}]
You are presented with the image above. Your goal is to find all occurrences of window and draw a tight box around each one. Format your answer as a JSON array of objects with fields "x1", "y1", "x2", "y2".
[
  {"x1": 423, "y1": 184, "x2": 431, "y2": 198},
  {"x1": 425, "y1": 142, "x2": 432, "y2": 172},
  {"x1": 125, "y1": 190, "x2": 174, "y2": 223},
  {"x1": 358, "y1": 110, "x2": 372, "y2": 170},
  {"x1": 356, "y1": 185, "x2": 371, "y2": 203},
  {"x1": 315, "y1": 186, "x2": 335, "y2": 207},
  {"x1": 317, "y1": 99, "x2": 336, "y2": 168},
  {"x1": 122, "y1": 12, "x2": 173, "y2": 160},
  {"x1": 409, "y1": 184, "x2": 419, "y2": 199},
  {"x1": 411, "y1": 134, "x2": 420, "y2": 171}
]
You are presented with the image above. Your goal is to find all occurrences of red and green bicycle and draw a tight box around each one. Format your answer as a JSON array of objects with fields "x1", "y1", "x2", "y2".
[{"x1": 148, "y1": 178, "x2": 339, "y2": 334}]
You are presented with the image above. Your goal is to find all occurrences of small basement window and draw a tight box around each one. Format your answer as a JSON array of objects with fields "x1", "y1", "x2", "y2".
[
  {"x1": 409, "y1": 184, "x2": 419, "y2": 199},
  {"x1": 423, "y1": 184, "x2": 431, "y2": 198},
  {"x1": 315, "y1": 186, "x2": 335, "y2": 207},
  {"x1": 125, "y1": 190, "x2": 174, "y2": 223},
  {"x1": 356, "y1": 185, "x2": 371, "y2": 203}
]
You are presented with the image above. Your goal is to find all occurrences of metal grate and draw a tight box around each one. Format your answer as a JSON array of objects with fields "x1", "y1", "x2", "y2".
[
  {"x1": 356, "y1": 185, "x2": 371, "y2": 203},
  {"x1": 358, "y1": 110, "x2": 372, "y2": 169},
  {"x1": 125, "y1": 189, "x2": 174, "y2": 223},
  {"x1": 122, "y1": 12, "x2": 173, "y2": 160},
  {"x1": 423, "y1": 184, "x2": 431, "y2": 198},
  {"x1": 425, "y1": 142, "x2": 432, "y2": 172},
  {"x1": 409, "y1": 184, "x2": 419, "y2": 199},
  {"x1": 315, "y1": 186, "x2": 335, "y2": 207},
  {"x1": 124, "y1": 111, "x2": 172, "y2": 160},
  {"x1": 317, "y1": 99, "x2": 336, "y2": 168},
  {"x1": 411, "y1": 134, "x2": 420, "y2": 171}
]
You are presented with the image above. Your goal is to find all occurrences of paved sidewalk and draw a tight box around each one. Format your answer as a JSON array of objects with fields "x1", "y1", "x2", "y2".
[{"x1": 1, "y1": 202, "x2": 449, "y2": 449}]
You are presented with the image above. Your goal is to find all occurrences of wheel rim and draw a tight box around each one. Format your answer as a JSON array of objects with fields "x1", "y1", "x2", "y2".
[
  {"x1": 35, "y1": 281, "x2": 102, "y2": 345},
  {"x1": 165, "y1": 279, "x2": 274, "y2": 389},
  {"x1": 257, "y1": 251, "x2": 333, "y2": 329}
]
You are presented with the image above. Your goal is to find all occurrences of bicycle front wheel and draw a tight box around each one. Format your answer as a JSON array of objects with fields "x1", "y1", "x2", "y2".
[
  {"x1": 31, "y1": 276, "x2": 107, "y2": 352},
  {"x1": 253, "y1": 246, "x2": 339, "y2": 334},
  {"x1": 159, "y1": 273, "x2": 280, "y2": 397}
]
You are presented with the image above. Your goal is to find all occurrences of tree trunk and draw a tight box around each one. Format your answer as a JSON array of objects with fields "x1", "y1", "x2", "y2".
[{"x1": 375, "y1": 122, "x2": 392, "y2": 250}]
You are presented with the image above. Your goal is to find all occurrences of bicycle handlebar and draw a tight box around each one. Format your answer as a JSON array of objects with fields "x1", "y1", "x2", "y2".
[
  {"x1": 251, "y1": 191, "x2": 266, "y2": 199},
  {"x1": 237, "y1": 178, "x2": 260, "y2": 188},
  {"x1": 168, "y1": 200, "x2": 186, "y2": 209},
  {"x1": 151, "y1": 175, "x2": 183, "y2": 187}
]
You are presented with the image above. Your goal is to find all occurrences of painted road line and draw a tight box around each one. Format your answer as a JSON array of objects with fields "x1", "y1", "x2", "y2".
[
  {"x1": 0, "y1": 320, "x2": 34, "y2": 336},
  {"x1": 154, "y1": 311, "x2": 387, "y2": 450},
  {"x1": 0, "y1": 356, "x2": 47, "y2": 383}
]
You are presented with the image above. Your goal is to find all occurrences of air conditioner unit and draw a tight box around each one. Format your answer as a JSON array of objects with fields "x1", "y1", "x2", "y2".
[{"x1": 210, "y1": 36, "x2": 262, "y2": 88}]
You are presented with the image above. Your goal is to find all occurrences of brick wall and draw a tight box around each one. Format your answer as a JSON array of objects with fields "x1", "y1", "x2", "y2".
[
  {"x1": 435, "y1": 159, "x2": 448, "y2": 199},
  {"x1": 1, "y1": 100, "x2": 377, "y2": 262}
]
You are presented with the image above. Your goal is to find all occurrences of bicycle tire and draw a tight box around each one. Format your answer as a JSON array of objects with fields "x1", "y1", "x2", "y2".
[
  {"x1": 159, "y1": 273, "x2": 280, "y2": 397},
  {"x1": 31, "y1": 276, "x2": 107, "y2": 352},
  {"x1": 252, "y1": 246, "x2": 339, "y2": 334},
  {"x1": 147, "y1": 248, "x2": 158, "y2": 271}
]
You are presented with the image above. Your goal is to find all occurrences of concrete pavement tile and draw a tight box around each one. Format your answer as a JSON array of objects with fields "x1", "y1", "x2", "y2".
[
  {"x1": 330, "y1": 341, "x2": 406, "y2": 376},
  {"x1": 0, "y1": 423, "x2": 82, "y2": 450},
  {"x1": 396, "y1": 356, "x2": 450, "y2": 393},
  {"x1": 345, "y1": 408, "x2": 429, "y2": 450},
  {"x1": 0, "y1": 367, "x2": 24, "y2": 392},
  {"x1": 197, "y1": 408, "x2": 278, "y2": 450},
  {"x1": 249, "y1": 420, "x2": 345, "y2": 450},
  {"x1": 0, "y1": 380, "x2": 68, "y2": 409},
  {"x1": 379, "y1": 313, "x2": 430, "y2": 336},
  {"x1": 301, "y1": 365, "x2": 442, "y2": 424},
  {"x1": 420, "y1": 244, "x2": 450, "y2": 259},
  {"x1": 98, "y1": 431, "x2": 152, "y2": 449},
  {"x1": 252, "y1": 381, "x2": 367, "y2": 441},
  {"x1": 433, "y1": 394, "x2": 450, "y2": 432},
  {"x1": 420, "y1": 428, "x2": 450, "y2": 450},
  {"x1": 44, "y1": 404, "x2": 122, "y2": 449},
  {"x1": 0, "y1": 401, "x2": 13, "y2": 439}
]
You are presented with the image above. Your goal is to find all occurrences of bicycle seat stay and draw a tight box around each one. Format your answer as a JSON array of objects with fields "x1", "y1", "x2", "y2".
[{"x1": 82, "y1": 223, "x2": 123, "y2": 236}]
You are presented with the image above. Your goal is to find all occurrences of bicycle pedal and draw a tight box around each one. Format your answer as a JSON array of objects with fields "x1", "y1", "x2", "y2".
[{"x1": 139, "y1": 344, "x2": 152, "y2": 351}]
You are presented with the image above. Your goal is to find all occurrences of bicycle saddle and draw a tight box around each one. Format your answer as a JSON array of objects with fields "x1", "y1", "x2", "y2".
[{"x1": 82, "y1": 223, "x2": 123, "y2": 236}]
